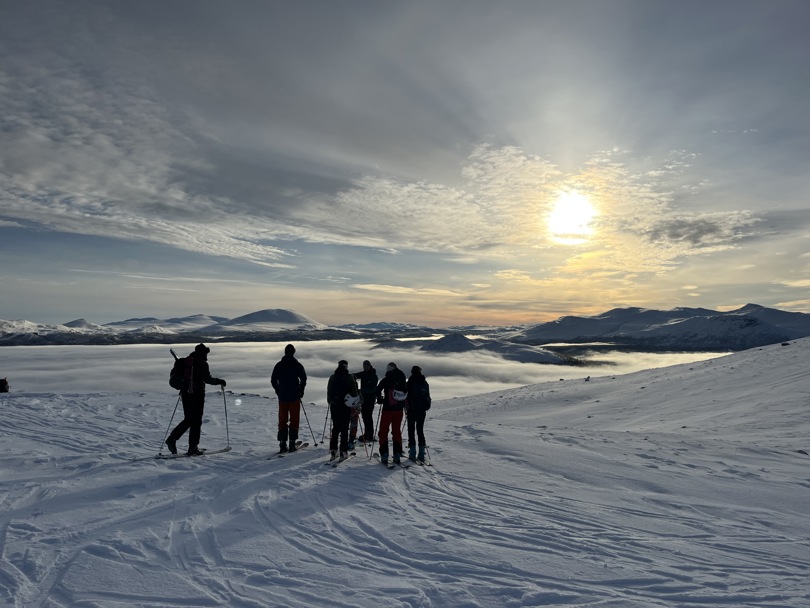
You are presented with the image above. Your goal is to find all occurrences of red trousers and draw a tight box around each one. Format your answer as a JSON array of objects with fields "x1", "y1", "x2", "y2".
[
  {"x1": 278, "y1": 400, "x2": 301, "y2": 444},
  {"x1": 378, "y1": 409, "x2": 403, "y2": 456}
]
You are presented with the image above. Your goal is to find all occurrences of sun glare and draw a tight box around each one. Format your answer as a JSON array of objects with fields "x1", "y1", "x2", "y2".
[{"x1": 547, "y1": 191, "x2": 597, "y2": 245}]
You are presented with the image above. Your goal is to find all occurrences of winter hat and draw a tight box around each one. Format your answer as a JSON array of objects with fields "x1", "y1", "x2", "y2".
[
  {"x1": 285, "y1": 344, "x2": 296, "y2": 355},
  {"x1": 386, "y1": 362, "x2": 396, "y2": 372},
  {"x1": 195, "y1": 343, "x2": 210, "y2": 355},
  {"x1": 363, "y1": 360, "x2": 371, "y2": 367},
  {"x1": 411, "y1": 365, "x2": 422, "y2": 375},
  {"x1": 339, "y1": 360, "x2": 348, "y2": 369}
]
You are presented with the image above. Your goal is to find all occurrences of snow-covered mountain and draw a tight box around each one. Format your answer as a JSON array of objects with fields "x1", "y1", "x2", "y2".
[
  {"x1": 1, "y1": 303, "x2": 808, "y2": 351},
  {"x1": 515, "y1": 303, "x2": 810, "y2": 350},
  {"x1": 213, "y1": 308, "x2": 325, "y2": 332}
]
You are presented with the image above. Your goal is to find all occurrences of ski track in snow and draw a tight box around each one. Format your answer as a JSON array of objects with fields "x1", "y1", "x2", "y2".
[{"x1": 1, "y1": 340, "x2": 810, "y2": 606}]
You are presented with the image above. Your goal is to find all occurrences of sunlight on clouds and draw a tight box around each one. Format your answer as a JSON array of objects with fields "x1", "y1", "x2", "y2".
[
  {"x1": 780, "y1": 279, "x2": 810, "y2": 288},
  {"x1": 354, "y1": 283, "x2": 461, "y2": 297}
]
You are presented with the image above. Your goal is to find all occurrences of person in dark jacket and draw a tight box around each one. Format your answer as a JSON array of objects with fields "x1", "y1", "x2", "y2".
[
  {"x1": 271, "y1": 344, "x2": 307, "y2": 453},
  {"x1": 166, "y1": 343, "x2": 226, "y2": 456},
  {"x1": 352, "y1": 360, "x2": 378, "y2": 444},
  {"x1": 375, "y1": 362, "x2": 407, "y2": 464},
  {"x1": 406, "y1": 365, "x2": 431, "y2": 462},
  {"x1": 327, "y1": 360, "x2": 359, "y2": 460}
]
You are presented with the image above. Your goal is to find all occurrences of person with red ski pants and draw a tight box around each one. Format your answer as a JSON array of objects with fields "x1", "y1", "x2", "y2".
[{"x1": 376, "y1": 362, "x2": 408, "y2": 464}]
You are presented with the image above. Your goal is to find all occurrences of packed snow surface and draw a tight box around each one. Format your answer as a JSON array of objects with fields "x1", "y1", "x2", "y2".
[{"x1": 1, "y1": 339, "x2": 809, "y2": 606}]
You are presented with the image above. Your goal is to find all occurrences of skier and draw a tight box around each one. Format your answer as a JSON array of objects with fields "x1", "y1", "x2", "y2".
[
  {"x1": 375, "y1": 362, "x2": 407, "y2": 464},
  {"x1": 271, "y1": 344, "x2": 307, "y2": 453},
  {"x1": 0, "y1": 377, "x2": 8, "y2": 393},
  {"x1": 166, "y1": 344, "x2": 226, "y2": 456},
  {"x1": 406, "y1": 366, "x2": 431, "y2": 462},
  {"x1": 327, "y1": 360, "x2": 359, "y2": 461},
  {"x1": 352, "y1": 360, "x2": 378, "y2": 445}
]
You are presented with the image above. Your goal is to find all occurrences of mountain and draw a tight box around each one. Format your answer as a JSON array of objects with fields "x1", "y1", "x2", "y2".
[
  {"x1": 515, "y1": 303, "x2": 810, "y2": 350},
  {"x1": 2, "y1": 303, "x2": 809, "y2": 351},
  {"x1": 421, "y1": 332, "x2": 575, "y2": 364},
  {"x1": 1, "y1": 338, "x2": 808, "y2": 605},
  {"x1": 214, "y1": 308, "x2": 325, "y2": 331}
]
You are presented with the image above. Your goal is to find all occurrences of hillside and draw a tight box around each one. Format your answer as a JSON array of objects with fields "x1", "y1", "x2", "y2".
[{"x1": 1, "y1": 339, "x2": 809, "y2": 605}]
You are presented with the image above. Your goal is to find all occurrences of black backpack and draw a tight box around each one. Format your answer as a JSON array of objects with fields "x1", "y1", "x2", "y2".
[
  {"x1": 388, "y1": 371, "x2": 408, "y2": 405},
  {"x1": 169, "y1": 350, "x2": 192, "y2": 391}
]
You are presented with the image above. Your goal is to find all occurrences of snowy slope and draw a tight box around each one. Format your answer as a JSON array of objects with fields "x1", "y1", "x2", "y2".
[{"x1": 1, "y1": 340, "x2": 809, "y2": 606}]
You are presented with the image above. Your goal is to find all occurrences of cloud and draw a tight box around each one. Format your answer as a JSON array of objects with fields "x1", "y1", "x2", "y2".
[{"x1": 354, "y1": 284, "x2": 462, "y2": 297}]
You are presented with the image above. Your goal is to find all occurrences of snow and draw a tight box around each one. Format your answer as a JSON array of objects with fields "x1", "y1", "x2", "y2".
[{"x1": 1, "y1": 339, "x2": 809, "y2": 606}]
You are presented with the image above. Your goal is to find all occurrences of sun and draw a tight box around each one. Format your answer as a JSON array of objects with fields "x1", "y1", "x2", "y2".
[{"x1": 547, "y1": 191, "x2": 597, "y2": 245}]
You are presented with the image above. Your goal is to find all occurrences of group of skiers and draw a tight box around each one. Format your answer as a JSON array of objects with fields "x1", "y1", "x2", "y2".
[{"x1": 167, "y1": 343, "x2": 431, "y2": 465}]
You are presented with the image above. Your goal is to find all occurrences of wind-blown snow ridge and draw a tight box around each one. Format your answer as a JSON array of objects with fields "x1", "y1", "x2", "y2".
[{"x1": 1, "y1": 339, "x2": 809, "y2": 606}]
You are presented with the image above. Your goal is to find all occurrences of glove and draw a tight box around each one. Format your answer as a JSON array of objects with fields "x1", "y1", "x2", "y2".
[{"x1": 219, "y1": 379, "x2": 227, "y2": 388}]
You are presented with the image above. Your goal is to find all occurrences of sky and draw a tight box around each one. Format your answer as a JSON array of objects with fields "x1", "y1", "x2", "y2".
[
  {"x1": 1, "y1": 339, "x2": 808, "y2": 606},
  {"x1": 2, "y1": 0, "x2": 810, "y2": 327}
]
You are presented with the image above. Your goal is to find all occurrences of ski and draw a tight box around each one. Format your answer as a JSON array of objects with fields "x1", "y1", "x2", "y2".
[
  {"x1": 269, "y1": 440, "x2": 306, "y2": 460},
  {"x1": 372, "y1": 453, "x2": 397, "y2": 469},
  {"x1": 276, "y1": 441, "x2": 309, "y2": 458},
  {"x1": 155, "y1": 446, "x2": 232, "y2": 460},
  {"x1": 331, "y1": 451, "x2": 356, "y2": 467}
]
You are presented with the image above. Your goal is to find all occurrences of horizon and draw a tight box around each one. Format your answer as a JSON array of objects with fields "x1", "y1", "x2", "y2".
[
  {"x1": 0, "y1": 300, "x2": 779, "y2": 329},
  {"x1": 2, "y1": 2, "x2": 810, "y2": 326}
]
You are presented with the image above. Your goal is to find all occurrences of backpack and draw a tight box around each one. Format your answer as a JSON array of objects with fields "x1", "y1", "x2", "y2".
[
  {"x1": 328, "y1": 373, "x2": 354, "y2": 405},
  {"x1": 169, "y1": 354, "x2": 193, "y2": 392},
  {"x1": 388, "y1": 373, "x2": 408, "y2": 405}
]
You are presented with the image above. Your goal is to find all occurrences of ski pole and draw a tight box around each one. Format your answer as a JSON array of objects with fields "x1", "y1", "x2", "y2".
[
  {"x1": 300, "y1": 400, "x2": 318, "y2": 446},
  {"x1": 160, "y1": 394, "x2": 182, "y2": 454},
  {"x1": 357, "y1": 412, "x2": 369, "y2": 458},
  {"x1": 221, "y1": 386, "x2": 230, "y2": 449},
  {"x1": 321, "y1": 401, "x2": 331, "y2": 444},
  {"x1": 371, "y1": 403, "x2": 382, "y2": 460}
]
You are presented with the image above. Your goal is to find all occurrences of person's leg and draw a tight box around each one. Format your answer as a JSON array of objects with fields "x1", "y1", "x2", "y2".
[
  {"x1": 378, "y1": 410, "x2": 392, "y2": 460},
  {"x1": 277, "y1": 401, "x2": 290, "y2": 450},
  {"x1": 391, "y1": 411, "x2": 404, "y2": 461},
  {"x1": 289, "y1": 401, "x2": 300, "y2": 448},
  {"x1": 187, "y1": 394, "x2": 205, "y2": 453},
  {"x1": 362, "y1": 395, "x2": 375, "y2": 441},
  {"x1": 339, "y1": 406, "x2": 350, "y2": 453},
  {"x1": 329, "y1": 403, "x2": 340, "y2": 454}
]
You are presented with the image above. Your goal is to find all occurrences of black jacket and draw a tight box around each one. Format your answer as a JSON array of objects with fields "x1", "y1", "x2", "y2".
[
  {"x1": 327, "y1": 368, "x2": 358, "y2": 406},
  {"x1": 186, "y1": 351, "x2": 222, "y2": 394},
  {"x1": 353, "y1": 367, "x2": 379, "y2": 395},
  {"x1": 406, "y1": 373, "x2": 431, "y2": 413},
  {"x1": 271, "y1": 355, "x2": 307, "y2": 402},
  {"x1": 376, "y1": 367, "x2": 407, "y2": 411}
]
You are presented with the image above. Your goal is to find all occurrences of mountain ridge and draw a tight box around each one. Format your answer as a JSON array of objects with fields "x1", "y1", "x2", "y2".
[{"x1": 1, "y1": 303, "x2": 808, "y2": 351}]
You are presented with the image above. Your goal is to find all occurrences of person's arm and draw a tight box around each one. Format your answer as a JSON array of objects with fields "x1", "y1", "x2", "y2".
[{"x1": 298, "y1": 362, "x2": 307, "y2": 397}]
